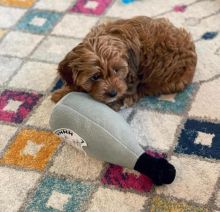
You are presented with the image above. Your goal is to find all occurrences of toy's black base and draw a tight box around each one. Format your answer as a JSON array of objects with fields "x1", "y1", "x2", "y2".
[{"x1": 134, "y1": 153, "x2": 176, "y2": 186}]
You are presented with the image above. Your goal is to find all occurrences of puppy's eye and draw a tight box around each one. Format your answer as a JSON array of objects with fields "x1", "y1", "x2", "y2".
[{"x1": 91, "y1": 73, "x2": 100, "y2": 81}]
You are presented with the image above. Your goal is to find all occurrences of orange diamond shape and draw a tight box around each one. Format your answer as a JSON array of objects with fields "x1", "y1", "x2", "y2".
[
  {"x1": 0, "y1": 0, "x2": 36, "y2": 8},
  {"x1": 1, "y1": 129, "x2": 61, "y2": 171}
]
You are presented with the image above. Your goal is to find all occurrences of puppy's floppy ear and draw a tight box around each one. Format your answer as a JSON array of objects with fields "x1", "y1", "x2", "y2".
[
  {"x1": 127, "y1": 41, "x2": 140, "y2": 75},
  {"x1": 58, "y1": 50, "x2": 79, "y2": 86},
  {"x1": 58, "y1": 57, "x2": 73, "y2": 85}
]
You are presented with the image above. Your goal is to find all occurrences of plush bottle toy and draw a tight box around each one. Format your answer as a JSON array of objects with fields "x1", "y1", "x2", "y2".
[{"x1": 49, "y1": 92, "x2": 176, "y2": 185}]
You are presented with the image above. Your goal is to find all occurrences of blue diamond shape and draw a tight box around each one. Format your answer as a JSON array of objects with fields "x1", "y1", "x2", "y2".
[
  {"x1": 16, "y1": 9, "x2": 61, "y2": 34},
  {"x1": 175, "y1": 119, "x2": 220, "y2": 159},
  {"x1": 25, "y1": 176, "x2": 95, "y2": 212},
  {"x1": 201, "y1": 32, "x2": 218, "y2": 40},
  {"x1": 138, "y1": 84, "x2": 198, "y2": 114},
  {"x1": 51, "y1": 79, "x2": 64, "y2": 92}
]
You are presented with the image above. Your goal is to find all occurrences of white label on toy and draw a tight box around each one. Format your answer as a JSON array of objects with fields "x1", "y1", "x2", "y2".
[{"x1": 54, "y1": 128, "x2": 87, "y2": 152}]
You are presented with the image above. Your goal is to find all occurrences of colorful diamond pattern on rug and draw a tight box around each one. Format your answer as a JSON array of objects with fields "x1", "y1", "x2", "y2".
[
  {"x1": 16, "y1": 9, "x2": 61, "y2": 34},
  {"x1": 25, "y1": 175, "x2": 95, "y2": 211},
  {"x1": 1, "y1": 129, "x2": 61, "y2": 170},
  {"x1": 1, "y1": 0, "x2": 220, "y2": 211},
  {"x1": 70, "y1": 0, "x2": 112, "y2": 16},
  {"x1": 0, "y1": 90, "x2": 42, "y2": 124},
  {"x1": 101, "y1": 164, "x2": 153, "y2": 192},
  {"x1": 138, "y1": 84, "x2": 198, "y2": 114},
  {"x1": 175, "y1": 119, "x2": 220, "y2": 160}
]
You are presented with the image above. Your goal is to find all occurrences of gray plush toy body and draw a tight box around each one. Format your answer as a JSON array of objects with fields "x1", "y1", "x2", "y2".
[{"x1": 50, "y1": 92, "x2": 176, "y2": 185}]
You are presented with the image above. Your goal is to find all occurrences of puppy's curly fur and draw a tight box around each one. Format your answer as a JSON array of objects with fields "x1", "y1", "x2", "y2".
[{"x1": 52, "y1": 16, "x2": 197, "y2": 111}]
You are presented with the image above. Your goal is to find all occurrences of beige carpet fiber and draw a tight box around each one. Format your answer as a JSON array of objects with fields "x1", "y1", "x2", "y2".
[{"x1": 0, "y1": 0, "x2": 220, "y2": 211}]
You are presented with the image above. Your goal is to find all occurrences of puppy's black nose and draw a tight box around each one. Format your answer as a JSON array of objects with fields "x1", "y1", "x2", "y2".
[{"x1": 107, "y1": 90, "x2": 117, "y2": 97}]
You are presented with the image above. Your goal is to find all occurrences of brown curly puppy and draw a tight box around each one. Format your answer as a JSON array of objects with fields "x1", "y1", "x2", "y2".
[{"x1": 52, "y1": 16, "x2": 197, "y2": 111}]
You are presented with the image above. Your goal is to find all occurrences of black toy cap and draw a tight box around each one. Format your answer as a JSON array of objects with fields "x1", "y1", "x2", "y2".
[{"x1": 134, "y1": 153, "x2": 176, "y2": 186}]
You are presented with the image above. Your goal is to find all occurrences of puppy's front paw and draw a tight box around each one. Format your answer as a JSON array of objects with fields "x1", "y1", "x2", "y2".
[
  {"x1": 51, "y1": 92, "x2": 62, "y2": 103},
  {"x1": 51, "y1": 86, "x2": 74, "y2": 103},
  {"x1": 51, "y1": 89, "x2": 66, "y2": 103}
]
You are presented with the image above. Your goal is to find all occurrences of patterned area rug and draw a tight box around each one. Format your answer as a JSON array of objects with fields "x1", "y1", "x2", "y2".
[{"x1": 0, "y1": 0, "x2": 220, "y2": 211}]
